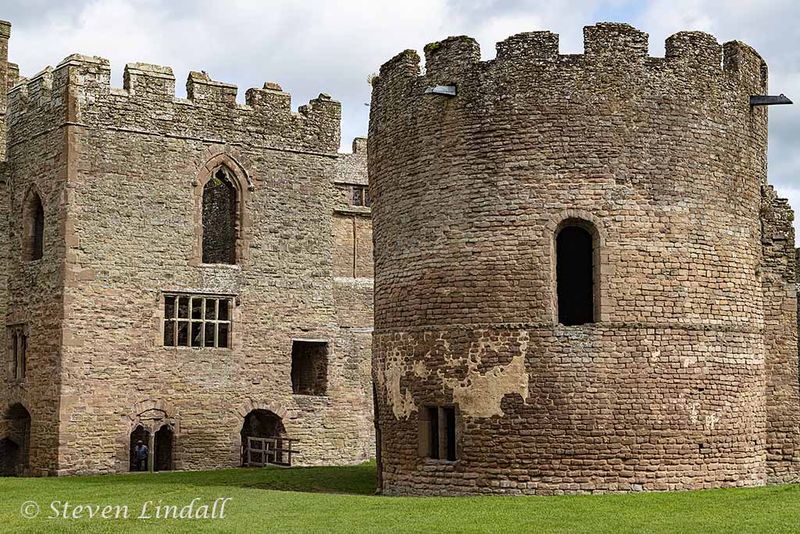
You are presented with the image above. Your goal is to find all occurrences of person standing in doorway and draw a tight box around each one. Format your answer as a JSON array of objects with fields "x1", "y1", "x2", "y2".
[{"x1": 134, "y1": 440, "x2": 149, "y2": 472}]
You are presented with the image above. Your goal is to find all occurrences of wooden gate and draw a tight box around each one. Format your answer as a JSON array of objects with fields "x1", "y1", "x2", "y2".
[{"x1": 243, "y1": 436, "x2": 299, "y2": 467}]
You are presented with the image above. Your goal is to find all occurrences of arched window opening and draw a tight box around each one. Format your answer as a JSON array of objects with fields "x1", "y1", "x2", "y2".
[
  {"x1": 202, "y1": 168, "x2": 238, "y2": 264},
  {"x1": 556, "y1": 224, "x2": 595, "y2": 326},
  {"x1": 23, "y1": 192, "x2": 44, "y2": 261}
]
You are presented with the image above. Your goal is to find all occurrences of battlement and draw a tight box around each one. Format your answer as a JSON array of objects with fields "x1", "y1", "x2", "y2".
[
  {"x1": 9, "y1": 53, "x2": 339, "y2": 115},
  {"x1": 7, "y1": 54, "x2": 341, "y2": 153},
  {"x1": 124, "y1": 62, "x2": 174, "y2": 98},
  {"x1": 374, "y1": 22, "x2": 767, "y2": 93},
  {"x1": 369, "y1": 21, "x2": 771, "y2": 246}
]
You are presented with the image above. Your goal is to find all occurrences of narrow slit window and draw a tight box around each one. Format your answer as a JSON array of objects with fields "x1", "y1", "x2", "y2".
[
  {"x1": 556, "y1": 224, "x2": 595, "y2": 326},
  {"x1": 32, "y1": 202, "x2": 44, "y2": 259},
  {"x1": 164, "y1": 294, "x2": 232, "y2": 348},
  {"x1": 427, "y1": 407, "x2": 439, "y2": 460},
  {"x1": 11, "y1": 332, "x2": 18, "y2": 378},
  {"x1": 23, "y1": 192, "x2": 44, "y2": 261},
  {"x1": 8, "y1": 326, "x2": 27, "y2": 380}
]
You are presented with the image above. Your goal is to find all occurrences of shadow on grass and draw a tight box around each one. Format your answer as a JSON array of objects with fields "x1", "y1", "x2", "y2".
[{"x1": 45, "y1": 462, "x2": 379, "y2": 496}]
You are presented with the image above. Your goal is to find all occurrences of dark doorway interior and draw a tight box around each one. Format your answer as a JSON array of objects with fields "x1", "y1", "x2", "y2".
[
  {"x1": 291, "y1": 341, "x2": 328, "y2": 395},
  {"x1": 1, "y1": 403, "x2": 31, "y2": 476},
  {"x1": 129, "y1": 425, "x2": 150, "y2": 472},
  {"x1": 443, "y1": 406, "x2": 457, "y2": 462},
  {"x1": 154, "y1": 425, "x2": 173, "y2": 472},
  {"x1": 0, "y1": 438, "x2": 20, "y2": 476},
  {"x1": 556, "y1": 225, "x2": 594, "y2": 325}
]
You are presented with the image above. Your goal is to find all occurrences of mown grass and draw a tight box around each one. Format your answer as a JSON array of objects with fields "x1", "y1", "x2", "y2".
[{"x1": 1, "y1": 462, "x2": 799, "y2": 533}]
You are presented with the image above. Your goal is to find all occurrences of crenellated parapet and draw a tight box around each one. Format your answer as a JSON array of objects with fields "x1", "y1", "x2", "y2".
[
  {"x1": 8, "y1": 54, "x2": 341, "y2": 153},
  {"x1": 370, "y1": 22, "x2": 769, "y2": 208},
  {"x1": 336, "y1": 137, "x2": 368, "y2": 186},
  {"x1": 375, "y1": 22, "x2": 767, "y2": 96},
  {"x1": 124, "y1": 62, "x2": 174, "y2": 98}
]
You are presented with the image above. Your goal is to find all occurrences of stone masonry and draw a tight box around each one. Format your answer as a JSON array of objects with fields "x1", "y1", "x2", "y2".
[
  {"x1": 369, "y1": 23, "x2": 800, "y2": 495},
  {"x1": 0, "y1": 20, "x2": 375, "y2": 475}
]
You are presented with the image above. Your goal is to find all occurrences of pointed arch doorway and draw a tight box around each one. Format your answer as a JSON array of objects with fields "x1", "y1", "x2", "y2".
[{"x1": 128, "y1": 408, "x2": 175, "y2": 472}]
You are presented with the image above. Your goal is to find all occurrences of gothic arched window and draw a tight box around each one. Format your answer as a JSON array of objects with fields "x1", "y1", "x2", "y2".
[{"x1": 202, "y1": 168, "x2": 238, "y2": 264}]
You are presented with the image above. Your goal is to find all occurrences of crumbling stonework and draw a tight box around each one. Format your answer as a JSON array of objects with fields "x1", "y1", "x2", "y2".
[
  {"x1": 369, "y1": 23, "x2": 800, "y2": 495},
  {"x1": 0, "y1": 21, "x2": 374, "y2": 475}
]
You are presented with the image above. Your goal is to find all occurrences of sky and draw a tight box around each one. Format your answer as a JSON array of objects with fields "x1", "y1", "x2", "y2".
[{"x1": 2, "y1": 0, "x2": 798, "y2": 237}]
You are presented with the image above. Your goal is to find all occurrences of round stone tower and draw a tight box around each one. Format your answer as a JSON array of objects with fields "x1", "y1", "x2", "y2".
[{"x1": 369, "y1": 23, "x2": 779, "y2": 495}]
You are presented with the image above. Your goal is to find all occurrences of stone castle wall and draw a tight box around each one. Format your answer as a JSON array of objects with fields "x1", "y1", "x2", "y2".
[
  {"x1": 369, "y1": 23, "x2": 799, "y2": 494},
  {"x1": 0, "y1": 28, "x2": 374, "y2": 473},
  {"x1": 760, "y1": 185, "x2": 800, "y2": 482},
  {"x1": 1, "y1": 47, "x2": 74, "y2": 474}
]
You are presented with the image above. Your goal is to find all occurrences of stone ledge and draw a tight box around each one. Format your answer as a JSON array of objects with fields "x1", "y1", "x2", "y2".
[{"x1": 334, "y1": 206, "x2": 372, "y2": 216}]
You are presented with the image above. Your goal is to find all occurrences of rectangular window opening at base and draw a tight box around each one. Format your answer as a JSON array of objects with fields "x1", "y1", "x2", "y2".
[
  {"x1": 163, "y1": 294, "x2": 232, "y2": 348},
  {"x1": 421, "y1": 405, "x2": 457, "y2": 461},
  {"x1": 291, "y1": 340, "x2": 328, "y2": 395}
]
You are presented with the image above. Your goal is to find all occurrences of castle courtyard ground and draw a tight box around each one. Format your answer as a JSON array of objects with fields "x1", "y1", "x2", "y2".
[{"x1": 1, "y1": 463, "x2": 800, "y2": 533}]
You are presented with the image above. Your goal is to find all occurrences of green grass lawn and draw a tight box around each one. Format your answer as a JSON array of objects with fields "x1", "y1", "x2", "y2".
[{"x1": 1, "y1": 463, "x2": 800, "y2": 533}]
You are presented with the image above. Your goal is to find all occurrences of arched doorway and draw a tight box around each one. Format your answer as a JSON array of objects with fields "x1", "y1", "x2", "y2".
[
  {"x1": 1, "y1": 404, "x2": 31, "y2": 476},
  {"x1": 154, "y1": 425, "x2": 173, "y2": 472},
  {"x1": 129, "y1": 425, "x2": 150, "y2": 472},
  {"x1": 241, "y1": 409, "x2": 286, "y2": 466}
]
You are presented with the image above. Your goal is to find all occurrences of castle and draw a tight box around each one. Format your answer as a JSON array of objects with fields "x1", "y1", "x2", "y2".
[
  {"x1": 369, "y1": 23, "x2": 800, "y2": 494},
  {"x1": 1, "y1": 16, "x2": 798, "y2": 496},
  {"x1": 0, "y1": 20, "x2": 375, "y2": 475}
]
